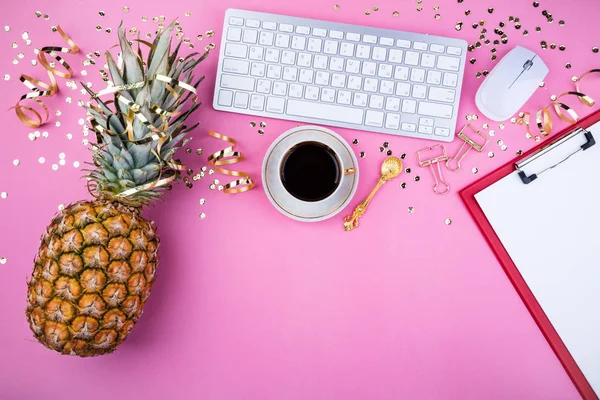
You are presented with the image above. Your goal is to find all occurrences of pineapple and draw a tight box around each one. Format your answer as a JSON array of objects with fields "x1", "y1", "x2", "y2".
[{"x1": 25, "y1": 21, "x2": 206, "y2": 356}]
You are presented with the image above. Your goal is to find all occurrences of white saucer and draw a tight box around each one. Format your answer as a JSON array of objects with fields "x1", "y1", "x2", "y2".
[{"x1": 262, "y1": 126, "x2": 359, "y2": 222}]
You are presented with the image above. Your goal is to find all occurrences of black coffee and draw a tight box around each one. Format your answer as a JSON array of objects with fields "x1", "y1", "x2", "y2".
[{"x1": 281, "y1": 142, "x2": 341, "y2": 202}]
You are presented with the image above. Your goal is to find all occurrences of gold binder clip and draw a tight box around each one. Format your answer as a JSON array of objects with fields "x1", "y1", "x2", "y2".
[
  {"x1": 416, "y1": 144, "x2": 450, "y2": 195},
  {"x1": 446, "y1": 124, "x2": 490, "y2": 171}
]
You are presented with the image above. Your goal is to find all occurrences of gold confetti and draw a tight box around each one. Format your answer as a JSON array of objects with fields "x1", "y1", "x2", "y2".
[
  {"x1": 472, "y1": 23, "x2": 479, "y2": 29},
  {"x1": 559, "y1": 20, "x2": 565, "y2": 26},
  {"x1": 416, "y1": 6, "x2": 422, "y2": 12},
  {"x1": 35, "y1": 11, "x2": 42, "y2": 17},
  {"x1": 434, "y1": 14, "x2": 441, "y2": 20},
  {"x1": 465, "y1": 10, "x2": 471, "y2": 16},
  {"x1": 185, "y1": 11, "x2": 191, "y2": 16},
  {"x1": 565, "y1": 62, "x2": 572, "y2": 69},
  {"x1": 38, "y1": 157, "x2": 45, "y2": 164},
  {"x1": 365, "y1": 9, "x2": 371, "y2": 15},
  {"x1": 98, "y1": 10, "x2": 105, "y2": 17},
  {"x1": 199, "y1": 212, "x2": 206, "y2": 219},
  {"x1": 334, "y1": 4, "x2": 340, "y2": 11},
  {"x1": 0, "y1": 257, "x2": 6, "y2": 264},
  {"x1": 593, "y1": 47, "x2": 599, "y2": 53},
  {"x1": 249, "y1": 121, "x2": 256, "y2": 127},
  {"x1": 414, "y1": 175, "x2": 420, "y2": 181},
  {"x1": 501, "y1": 145, "x2": 508, "y2": 151},
  {"x1": 379, "y1": 146, "x2": 384, "y2": 152},
  {"x1": 559, "y1": 44, "x2": 566, "y2": 51},
  {"x1": 123, "y1": 6, "x2": 129, "y2": 12},
  {"x1": 533, "y1": 1, "x2": 539, "y2": 6},
  {"x1": 373, "y1": 6, "x2": 379, "y2": 11},
  {"x1": 445, "y1": 218, "x2": 452, "y2": 225},
  {"x1": 455, "y1": 21, "x2": 463, "y2": 31},
  {"x1": 199, "y1": 199, "x2": 206, "y2": 205},
  {"x1": 383, "y1": 142, "x2": 389, "y2": 148},
  {"x1": 260, "y1": 121, "x2": 267, "y2": 128},
  {"x1": 408, "y1": 206, "x2": 414, "y2": 213},
  {"x1": 4, "y1": 26, "x2": 10, "y2": 32},
  {"x1": 141, "y1": 16, "x2": 148, "y2": 22},
  {"x1": 13, "y1": 159, "x2": 19, "y2": 166},
  {"x1": 352, "y1": 139, "x2": 359, "y2": 145},
  {"x1": 472, "y1": 167, "x2": 478, "y2": 174},
  {"x1": 472, "y1": 114, "x2": 478, "y2": 120},
  {"x1": 499, "y1": 123, "x2": 505, "y2": 129},
  {"x1": 523, "y1": 30, "x2": 529, "y2": 36},
  {"x1": 400, "y1": 182, "x2": 407, "y2": 189},
  {"x1": 488, "y1": 152, "x2": 494, "y2": 158},
  {"x1": 470, "y1": 58, "x2": 476, "y2": 64},
  {"x1": 393, "y1": 11, "x2": 399, "y2": 17},
  {"x1": 550, "y1": 43, "x2": 556, "y2": 49},
  {"x1": 3, "y1": 74, "x2": 9, "y2": 80},
  {"x1": 360, "y1": 151, "x2": 366, "y2": 158},
  {"x1": 51, "y1": 164, "x2": 58, "y2": 171},
  {"x1": 536, "y1": 26, "x2": 541, "y2": 32},
  {"x1": 488, "y1": 8, "x2": 494, "y2": 13},
  {"x1": 258, "y1": 129, "x2": 264, "y2": 135},
  {"x1": 387, "y1": 150, "x2": 393, "y2": 156},
  {"x1": 73, "y1": 161, "x2": 80, "y2": 168},
  {"x1": 433, "y1": 4, "x2": 439, "y2": 10},
  {"x1": 105, "y1": 28, "x2": 112, "y2": 34},
  {"x1": 489, "y1": 130, "x2": 495, "y2": 136},
  {"x1": 0, "y1": 192, "x2": 7, "y2": 199}
]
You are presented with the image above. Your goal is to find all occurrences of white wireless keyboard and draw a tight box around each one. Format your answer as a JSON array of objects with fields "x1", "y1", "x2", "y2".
[{"x1": 213, "y1": 9, "x2": 468, "y2": 142}]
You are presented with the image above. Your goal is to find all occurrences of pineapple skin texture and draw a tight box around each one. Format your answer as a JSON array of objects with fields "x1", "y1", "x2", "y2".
[{"x1": 26, "y1": 200, "x2": 158, "y2": 357}]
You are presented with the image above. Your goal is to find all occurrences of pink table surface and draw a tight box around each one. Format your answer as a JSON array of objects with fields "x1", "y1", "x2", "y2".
[{"x1": 1, "y1": 0, "x2": 599, "y2": 399}]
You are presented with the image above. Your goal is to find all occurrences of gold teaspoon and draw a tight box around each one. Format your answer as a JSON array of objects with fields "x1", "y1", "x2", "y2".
[{"x1": 343, "y1": 157, "x2": 403, "y2": 231}]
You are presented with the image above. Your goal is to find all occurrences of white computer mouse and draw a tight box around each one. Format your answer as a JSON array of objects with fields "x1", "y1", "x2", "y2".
[{"x1": 475, "y1": 46, "x2": 548, "y2": 121}]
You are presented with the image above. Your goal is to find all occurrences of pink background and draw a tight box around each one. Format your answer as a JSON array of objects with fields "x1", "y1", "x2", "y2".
[{"x1": 1, "y1": 0, "x2": 599, "y2": 398}]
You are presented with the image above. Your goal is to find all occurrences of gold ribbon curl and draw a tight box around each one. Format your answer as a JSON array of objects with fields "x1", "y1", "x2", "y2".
[
  {"x1": 207, "y1": 131, "x2": 256, "y2": 194},
  {"x1": 523, "y1": 69, "x2": 600, "y2": 139},
  {"x1": 10, "y1": 26, "x2": 79, "y2": 127}
]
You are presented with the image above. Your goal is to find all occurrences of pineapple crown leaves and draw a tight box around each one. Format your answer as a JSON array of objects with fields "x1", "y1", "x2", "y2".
[{"x1": 83, "y1": 20, "x2": 209, "y2": 206}]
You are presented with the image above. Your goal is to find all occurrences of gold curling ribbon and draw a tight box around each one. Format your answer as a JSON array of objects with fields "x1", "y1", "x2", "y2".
[
  {"x1": 523, "y1": 69, "x2": 600, "y2": 139},
  {"x1": 207, "y1": 130, "x2": 256, "y2": 194},
  {"x1": 10, "y1": 26, "x2": 79, "y2": 127}
]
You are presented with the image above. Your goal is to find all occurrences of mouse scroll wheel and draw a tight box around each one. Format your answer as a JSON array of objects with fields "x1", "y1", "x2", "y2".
[{"x1": 523, "y1": 60, "x2": 534, "y2": 70}]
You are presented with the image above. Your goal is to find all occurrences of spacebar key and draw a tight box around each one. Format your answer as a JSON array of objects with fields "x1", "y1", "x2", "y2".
[{"x1": 287, "y1": 100, "x2": 364, "y2": 125}]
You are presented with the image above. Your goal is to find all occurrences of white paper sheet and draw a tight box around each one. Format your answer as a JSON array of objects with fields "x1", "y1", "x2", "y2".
[{"x1": 475, "y1": 122, "x2": 600, "y2": 396}]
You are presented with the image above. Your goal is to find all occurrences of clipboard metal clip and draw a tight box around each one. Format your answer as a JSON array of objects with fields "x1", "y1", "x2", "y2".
[
  {"x1": 446, "y1": 124, "x2": 490, "y2": 171},
  {"x1": 416, "y1": 144, "x2": 450, "y2": 194},
  {"x1": 516, "y1": 127, "x2": 596, "y2": 184}
]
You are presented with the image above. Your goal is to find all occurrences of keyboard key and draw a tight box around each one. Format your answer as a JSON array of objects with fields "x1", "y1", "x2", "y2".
[
  {"x1": 225, "y1": 43, "x2": 248, "y2": 58},
  {"x1": 348, "y1": 76, "x2": 362, "y2": 90},
  {"x1": 297, "y1": 53, "x2": 312, "y2": 67},
  {"x1": 362, "y1": 61, "x2": 377, "y2": 76},
  {"x1": 372, "y1": 47, "x2": 387, "y2": 61},
  {"x1": 385, "y1": 97, "x2": 400, "y2": 111},
  {"x1": 321, "y1": 88, "x2": 336, "y2": 102},
  {"x1": 250, "y1": 94, "x2": 265, "y2": 110},
  {"x1": 305, "y1": 86, "x2": 319, "y2": 100},
  {"x1": 243, "y1": 30, "x2": 258, "y2": 44},
  {"x1": 418, "y1": 101, "x2": 453, "y2": 118},
  {"x1": 365, "y1": 110, "x2": 384, "y2": 127},
  {"x1": 266, "y1": 97, "x2": 285, "y2": 113},
  {"x1": 401, "y1": 122, "x2": 416, "y2": 132},
  {"x1": 227, "y1": 27, "x2": 242, "y2": 42},
  {"x1": 296, "y1": 26, "x2": 310, "y2": 35},
  {"x1": 394, "y1": 66, "x2": 409, "y2": 80},
  {"x1": 410, "y1": 68, "x2": 425, "y2": 83},
  {"x1": 353, "y1": 92, "x2": 368, "y2": 107},
  {"x1": 419, "y1": 117, "x2": 434, "y2": 126},
  {"x1": 426, "y1": 70, "x2": 442, "y2": 85},
  {"x1": 267, "y1": 65, "x2": 282, "y2": 79},
  {"x1": 265, "y1": 49, "x2": 280, "y2": 63},
  {"x1": 249, "y1": 46, "x2": 264, "y2": 61},
  {"x1": 378, "y1": 64, "x2": 393, "y2": 79},
  {"x1": 287, "y1": 99, "x2": 364, "y2": 124},
  {"x1": 313, "y1": 28, "x2": 327, "y2": 37},
  {"x1": 291, "y1": 36, "x2": 307, "y2": 50},
  {"x1": 324, "y1": 40, "x2": 338, "y2": 55},
  {"x1": 308, "y1": 38, "x2": 323, "y2": 52},
  {"x1": 396, "y1": 82, "x2": 411, "y2": 97},
  {"x1": 315, "y1": 71, "x2": 330, "y2": 85},
  {"x1": 331, "y1": 73, "x2": 346, "y2": 88},
  {"x1": 402, "y1": 99, "x2": 417, "y2": 113},
  {"x1": 363, "y1": 78, "x2": 378, "y2": 92},
  {"x1": 430, "y1": 44, "x2": 445, "y2": 53},
  {"x1": 313, "y1": 55, "x2": 328, "y2": 69},
  {"x1": 421, "y1": 54, "x2": 436, "y2": 68},
  {"x1": 414, "y1": 41, "x2": 428, "y2": 50},
  {"x1": 388, "y1": 49, "x2": 403, "y2": 63},
  {"x1": 229, "y1": 17, "x2": 244, "y2": 26},
  {"x1": 246, "y1": 19, "x2": 260, "y2": 28},
  {"x1": 437, "y1": 56, "x2": 460, "y2": 71},
  {"x1": 299, "y1": 69, "x2": 314, "y2": 83},
  {"x1": 346, "y1": 32, "x2": 360, "y2": 41},
  {"x1": 329, "y1": 30, "x2": 344, "y2": 39},
  {"x1": 257, "y1": 79, "x2": 271, "y2": 94},
  {"x1": 217, "y1": 90, "x2": 233, "y2": 106},
  {"x1": 447, "y1": 46, "x2": 462, "y2": 55},
  {"x1": 263, "y1": 21, "x2": 277, "y2": 30},
  {"x1": 346, "y1": 59, "x2": 360, "y2": 74},
  {"x1": 250, "y1": 62, "x2": 265, "y2": 77},
  {"x1": 330, "y1": 57, "x2": 344, "y2": 71},
  {"x1": 288, "y1": 83, "x2": 303, "y2": 98},
  {"x1": 379, "y1": 80, "x2": 394, "y2": 94},
  {"x1": 279, "y1": 23, "x2": 294, "y2": 32},
  {"x1": 428, "y1": 87, "x2": 456, "y2": 103},
  {"x1": 340, "y1": 43, "x2": 355, "y2": 57},
  {"x1": 443, "y1": 72, "x2": 458, "y2": 87},
  {"x1": 281, "y1": 50, "x2": 296, "y2": 65},
  {"x1": 405, "y1": 51, "x2": 419, "y2": 66},
  {"x1": 259, "y1": 32, "x2": 274, "y2": 46},
  {"x1": 380, "y1": 37, "x2": 394, "y2": 46},
  {"x1": 223, "y1": 58, "x2": 249, "y2": 74},
  {"x1": 363, "y1": 35, "x2": 377, "y2": 44},
  {"x1": 412, "y1": 84, "x2": 427, "y2": 99},
  {"x1": 369, "y1": 95, "x2": 384, "y2": 109},
  {"x1": 418, "y1": 125, "x2": 433, "y2": 134},
  {"x1": 385, "y1": 113, "x2": 401, "y2": 129},
  {"x1": 356, "y1": 45, "x2": 371, "y2": 59},
  {"x1": 234, "y1": 92, "x2": 249, "y2": 108},
  {"x1": 272, "y1": 81, "x2": 287, "y2": 95},
  {"x1": 221, "y1": 74, "x2": 255, "y2": 91},
  {"x1": 435, "y1": 127, "x2": 451, "y2": 137},
  {"x1": 337, "y1": 90, "x2": 352, "y2": 105},
  {"x1": 275, "y1": 33, "x2": 291, "y2": 48},
  {"x1": 283, "y1": 66, "x2": 299, "y2": 81},
  {"x1": 396, "y1": 39, "x2": 411, "y2": 48}
]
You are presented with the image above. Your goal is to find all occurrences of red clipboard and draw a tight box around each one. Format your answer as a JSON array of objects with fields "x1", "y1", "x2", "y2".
[{"x1": 460, "y1": 109, "x2": 600, "y2": 400}]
